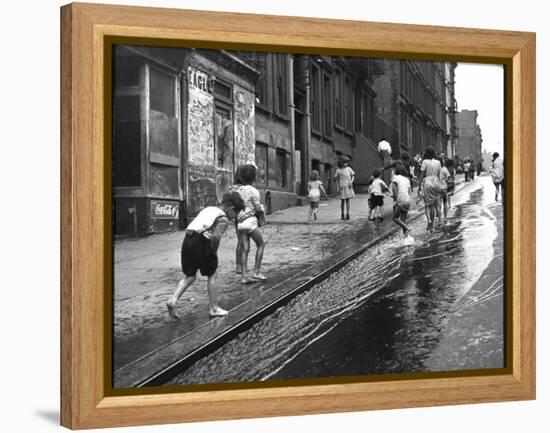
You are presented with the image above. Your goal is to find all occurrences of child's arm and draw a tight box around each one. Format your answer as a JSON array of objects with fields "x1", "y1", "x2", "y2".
[
  {"x1": 381, "y1": 180, "x2": 390, "y2": 195},
  {"x1": 391, "y1": 182, "x2": 398, "y2": 201},
  {"x1": 210, "y1": 217, "x2": 229, "y2": 253},
  {"x1": 319, "y1": 183, "x2": 327, "y2": 198}
]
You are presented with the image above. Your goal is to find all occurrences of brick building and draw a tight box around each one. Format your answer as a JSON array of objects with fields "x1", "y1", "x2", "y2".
[
  {"x1": 456, "y1": 109, "x2": 483, "y2": 163},
  {"x1": 371, "y1": 59, "x2": 456, "y2": 160}
]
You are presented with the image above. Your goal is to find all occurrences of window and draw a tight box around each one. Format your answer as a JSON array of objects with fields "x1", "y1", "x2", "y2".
[
  {"x1": 276, "y1": 149, "x2": 288, "y2": 188},
  {"x1": 114, "y1": 95, "x2": 141, "y2": 187},
  {"x1": 311, "y1": 64, "x2": 321, "y2": 132},
  {"x1": 251, "y1": 53, "x2": 269, "y2": 106},
  {"x1": 323, "y1": 73, "x2": 332, "y2": 137},
  {"x1": 274, "y1": 54, "x2": 288, "y2": 116},
  {"x1": 344, "y1": 75, "x2": 353, "y2": 131},
  {"x1": 255, "y1": 143, "x2": 268, "y2": 186},
  {"x1": 149, "y1": 67, "x2": 175, "y2": 117},
  {"x1": 214, "y1": 80, "x2": 232, "y2": 103},
  {"x1": 400, "y1": 109, "x2": 408, "y2": 148},
  {"x1": 334, "y1": 68, "x2": 343, "y2": 127}
]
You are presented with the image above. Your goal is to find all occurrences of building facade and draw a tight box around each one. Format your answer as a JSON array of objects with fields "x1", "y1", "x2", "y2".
[
  {"x1": 456, "y1": 109, "x2": 483, "y2": 163},
  {"x1": 371, "y1": 60, "x2": 456, "y2": 159},
  {"x1": 113, "y1": 46, "x2": 258, "y2": 237},
  {"x1": 113, "y1": 46, "x2": 457, "y2": 237}
]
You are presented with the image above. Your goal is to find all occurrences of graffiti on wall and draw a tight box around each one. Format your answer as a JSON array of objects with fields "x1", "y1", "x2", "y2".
[
  {"x1": 188, "y1": 164, "x2": 217, "y2": 215},
  {"x1": 187, "y1": 67, "x2": 214, "y2": 167},
  {"x1": 233, "y1": 88, "x2": 255, "y2": 167}
]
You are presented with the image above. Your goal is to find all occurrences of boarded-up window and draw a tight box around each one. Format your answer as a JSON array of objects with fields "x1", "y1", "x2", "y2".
[
  {"x1": 149, "y1": 67, "x2": 175, "y2": 117},
  {"x1": 114, "y1": 95, "x2": 141, "y2": 187},
  {"x1": 255, "y1": 143, "x2": 268, "y2": 186},
  {"x1": 276, "y1": 149, "x2": 287, "y2": 188}
]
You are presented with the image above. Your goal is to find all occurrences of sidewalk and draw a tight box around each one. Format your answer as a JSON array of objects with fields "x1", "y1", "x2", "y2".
[{"x1": 114, "y1": 176, "x2": 464, "y2": 387}]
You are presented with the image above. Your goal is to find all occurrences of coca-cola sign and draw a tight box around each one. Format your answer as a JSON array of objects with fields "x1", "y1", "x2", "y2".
[{"x1": 151, "y1": 200, "x2": 179, "y2": 220}]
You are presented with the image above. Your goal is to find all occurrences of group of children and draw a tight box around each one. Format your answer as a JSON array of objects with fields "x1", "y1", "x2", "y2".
[
  {"x1": 166, "y1": 163, "x2": 267, "y2": 320},
  {"x1": 167, "y1": 149, "x2": 458, "y2": 320}
]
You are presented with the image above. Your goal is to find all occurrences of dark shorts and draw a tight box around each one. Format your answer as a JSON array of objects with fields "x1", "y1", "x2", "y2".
[
  {"x1": 181, "y1": 232, "x2": 218, "y2": 277},
  {"x1": 371, "y1": 194, "x2": 384, "y2": 207},
  {"x1": 309, "y1": 201, "x2": 319, "y2": 209}
]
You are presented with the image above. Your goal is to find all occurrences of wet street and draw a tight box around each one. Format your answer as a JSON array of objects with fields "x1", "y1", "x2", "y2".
[{"x1": 166, "y1": 175, "x2": 505, "y2": 386}]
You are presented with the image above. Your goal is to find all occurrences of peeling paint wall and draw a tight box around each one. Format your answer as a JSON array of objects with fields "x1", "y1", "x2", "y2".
[
  {"x1": 187, "y1": 67, "x2": 215, "y2": 166},
  {"x1": 233, "y1": 86, "x2": 255, "y2": 166},
  {"x1": 187, "y1": 66, "x2": 216, "y2": 215}
]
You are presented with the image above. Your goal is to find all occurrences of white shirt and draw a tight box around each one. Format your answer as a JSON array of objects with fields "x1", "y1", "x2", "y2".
[
  {"x1": 370, "y1": 178, "x2": 388, "y2": 196},
  {"x1": 491, "y1": 156, "x2": 504, "y2": 182},
  {"x1": 186, "y1": 207, "x2": 228, "y2": 239},
  {"x1": 391, "y1": 175, "x2": 411, "y2": 204}
]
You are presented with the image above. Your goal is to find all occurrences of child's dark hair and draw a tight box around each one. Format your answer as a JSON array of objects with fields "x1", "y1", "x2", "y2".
[
  {"x1": 373, "y1": 168, "x2": 382, "y2": 178},
  {"x1": 239, "y1": 164, "x2": 257, "y2": 185},
  {"x1": 445, "y1": 159, "x2": 455, "y2": 168},
  {"x1": 401, "y1": 151, "x2": 411, "y2": 162},
  {"x1": 221, "y1": 191, "x2": 245, "y2": 213},
  {"x1": 234, "y1": 165, "x2": 244, "y2": 185},
  {"x1": 310, "y1": 170, "x2": 320, "y2": 181},
  {"x1": 337, "y1": 158, "x2": 346, "y2": 168},
  {"x1": 394, "y1": 165, "x2": 408, "y2": 177},
  {"x1": 425, "y1": 146, "x2": 436, "y2": 159}
]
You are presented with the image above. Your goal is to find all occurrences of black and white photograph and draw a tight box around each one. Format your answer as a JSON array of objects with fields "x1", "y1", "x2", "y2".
[{"x1": 112, "y1": 45, "x2": 505, "y2": 389}]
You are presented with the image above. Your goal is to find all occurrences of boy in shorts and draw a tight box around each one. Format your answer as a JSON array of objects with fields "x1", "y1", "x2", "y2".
[{"x1": 166, "y1": 191, "x2": 245, "y2": 319}]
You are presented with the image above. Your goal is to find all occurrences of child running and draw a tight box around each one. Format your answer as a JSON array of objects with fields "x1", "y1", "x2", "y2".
[
  {"x1": 369, "y1": 168, "x2": 389, "y2": 221},
  {"x1": 438, "y1": 157, "x2": 450, "y2": 220},
  {"x1": 237, "y1": 164, "x2": 268, "y2": 284},
  {"x1": 307, "y1": 170, "x2": 327, "y2": 221},
  {"x1": 444, "y1": 159, "x2": 456, "y2": 209},
  {"x1": 166, "y1": 191, "x2": 245, "y2": 319},
  {"x1": 391, "y1": 165, "x2": 413, "y2": 239}
]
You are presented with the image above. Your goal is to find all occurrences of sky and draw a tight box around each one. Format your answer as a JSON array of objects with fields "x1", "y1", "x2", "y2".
[{"x1": 454, "y1": 63, "x2": 504, "y2": 155}]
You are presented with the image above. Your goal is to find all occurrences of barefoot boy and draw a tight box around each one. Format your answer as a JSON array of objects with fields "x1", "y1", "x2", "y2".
[{"x1": 166, "y1": 191, "x2": 245, "y2": 319}]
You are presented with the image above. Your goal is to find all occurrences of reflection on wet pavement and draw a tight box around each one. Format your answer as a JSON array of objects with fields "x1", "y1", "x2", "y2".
[{"x1": 168, "y1": 178, "x2": 504, "y2": 385}]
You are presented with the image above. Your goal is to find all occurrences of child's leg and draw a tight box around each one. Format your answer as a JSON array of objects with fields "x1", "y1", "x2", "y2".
[
  {"x1": 206, "y1": 271, "x2": 227, "y2": 316},
  {"x1": 308, "y1": 204, "x2": 313, "y2": 220},
  {"x1": 345, "y1": 198, "x2": 351, "y2": 218},
  {"x1": 392, "y1": 206, "x2": 408, "y2": 234},
  {"x1": 240, "y1": 233, "x2": 253, "y2": 283},
  {"x1": 235, "y1": 230, "x2": 242, "y2": 273},
  {"x1": 442, "y1": 194, "x2": 448, "y2": 219},
  {"x1": 167, "y1": 274, "x2": 197, "y2": 319},
  {"x1": 250, "y1": 228, "x2": 266, "y2": 278},
  {"x1": 340, "y1": 199, "x2": 345, "y2": 219}
]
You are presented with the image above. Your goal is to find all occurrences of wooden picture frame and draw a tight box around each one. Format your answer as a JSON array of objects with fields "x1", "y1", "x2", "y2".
[{"x1": 60, "y1": 2, "x2": 535, "y2": 429}]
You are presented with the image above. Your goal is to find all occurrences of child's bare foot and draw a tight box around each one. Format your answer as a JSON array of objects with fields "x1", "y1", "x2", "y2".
[
  {"x1": 252, "y1": 272, "x2": 267, "y2": 281},
  {"x1": 241, "y1": 276, "x2": 255, "y2": 284},
  {"x1": 209, "y1": 307, "x2": 228, "y2": 317},
  {"x1": 166, "y1": 301, "x2": 179, "y2": 319}
]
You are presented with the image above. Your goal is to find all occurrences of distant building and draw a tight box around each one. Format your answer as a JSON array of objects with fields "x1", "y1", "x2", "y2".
[
  {"x1": 456, "y1": 109, "x2": 483, "y2": 163},
  {"x1": 371, "y1": 60, "x2": 456, "y2": 159}
]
